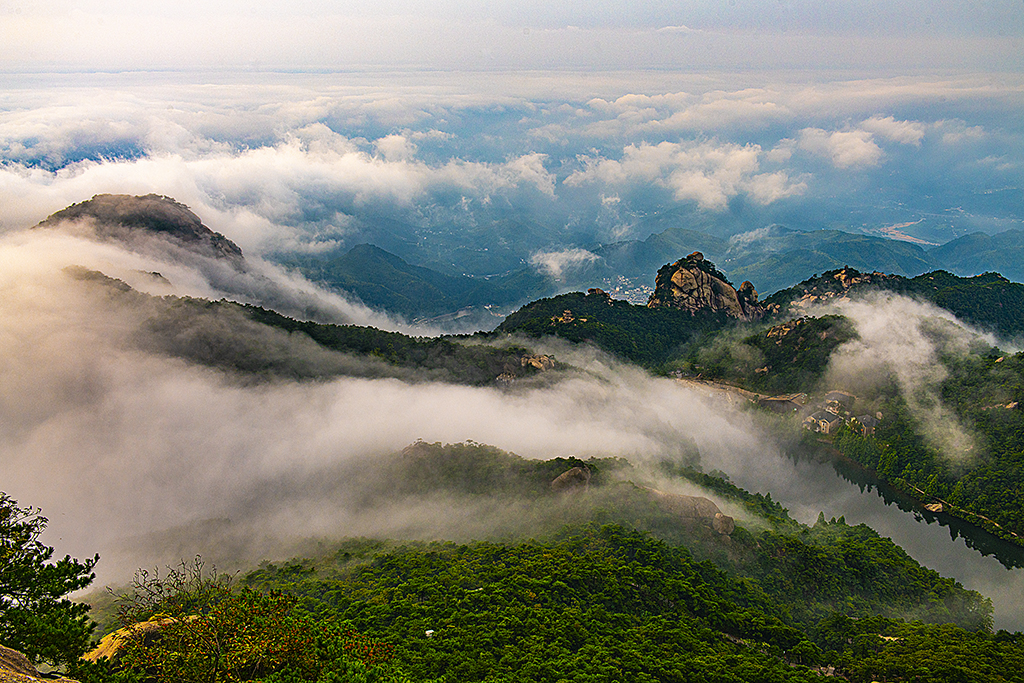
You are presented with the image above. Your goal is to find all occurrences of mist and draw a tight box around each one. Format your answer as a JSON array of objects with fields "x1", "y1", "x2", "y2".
[
  {"x1": 0, "y1": 229, "x2": 791, "y2": 585},
  {"x1": 823, "y1": 292, "x2": 1000, "y2": 464}
]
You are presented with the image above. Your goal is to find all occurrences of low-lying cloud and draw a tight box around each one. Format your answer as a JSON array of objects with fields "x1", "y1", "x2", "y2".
[
  {"x1": 0, "y1": 230, "x2": 792, "y2": 584},
  {"x1": 565, "y1": 140, "x2": 806, "y2": 210},
  {"x1": 824, "y1": 293, "x2": 992, "y2": 464},
  {"x1": 529, "y1": 248, "x2": 601, "y2": 281}
]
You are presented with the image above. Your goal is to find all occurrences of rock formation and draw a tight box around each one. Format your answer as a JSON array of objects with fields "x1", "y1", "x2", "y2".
[
  {"x1": 35, "y1": 194, "x2": 243, "y2": 263},
  {"x1": 644, "y1": 487, "x2": 735, "y2": 535},
  {"x1": 551, "y1": 466, "x2": 591, "y2": 493},
  {"x1": 768, "y1": 266, "x2": 897, "y2": 314},
  {"x1": 647, "y1": 252, "x2": 763, "y2": 321},
  {"x1": 0, "y1": 646, "x2": 78, "y2": 683}
]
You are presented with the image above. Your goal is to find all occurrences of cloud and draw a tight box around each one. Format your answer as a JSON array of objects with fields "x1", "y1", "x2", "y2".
[
  {"x1": 0, "y1": 233, "x2": 800, "y2": 583},
  {"x1": 798, "y1": 128, "x2": 883, "y2": 168},
  {"x1": 565, "y1": 140, "x2": 805, "y2": 210},
  {"x1": 656, "y1": 25, "x2": 698, "y2": 34},
  {"x1": 728, "y1": 226, "x2": 775, "y2": 249},
  {"x1": 824, "y1": 293, "x2": 990, "y2": 464},
  {"x1": 859, "y1": 116, "x2": 926, "y2": 146},
  {"x1": 529, "y1": 248, "x2": 600, "y2": 280},
  {"x1": 0, "y1": 126, "x2": 558, "y2": 256}
]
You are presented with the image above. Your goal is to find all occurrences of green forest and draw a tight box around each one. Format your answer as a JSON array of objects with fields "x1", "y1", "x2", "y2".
[{"x1": 5, "y1": 442, "x2": 1023, "y2": 682}]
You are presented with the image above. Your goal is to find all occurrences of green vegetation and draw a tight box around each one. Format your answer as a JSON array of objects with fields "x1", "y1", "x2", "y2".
[
  {"x1": 240, "y1": 303, "x2": 544, "y2": 385},
  {"x1": 671, "y1": 315, "x2": 856, "y2": 394},
  {"x1": 6, "y1": 439, "x2": 1022, "y2": 682},
  {"x1": 0, "y1": 493, "x2": 98, "y2": 667},
  {"x1": 495, "y1": 290, "x2": 734, "y2": 366},
  {"x1": 71, "y1": 267, "x2": 549, "y2": 386},
  {"x1": 766, "y1": 267, "x2": 1024, "y2": 340},
  {"x1": 69, "y1": 561, "x2": 418, "y2": 683},
  {"x1": 283, "y1": 244, "x2": 550, "y2": 320},
  {"x1": 831, "y1": 350, "x2": 1024, "y2": 545}
]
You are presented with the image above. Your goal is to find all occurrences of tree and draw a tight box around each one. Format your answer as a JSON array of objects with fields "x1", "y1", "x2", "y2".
[{"x1": 0, "y1": 492, "x2": 98, "y2": 666}]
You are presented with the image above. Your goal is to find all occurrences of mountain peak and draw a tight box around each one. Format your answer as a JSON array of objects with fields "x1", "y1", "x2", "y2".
[
  {"x1": 647, "y1": 252, "x2": 763, "y2": 321},
  {"x1": 35, "y1": 193, "x2": 243, "y2": 262}
]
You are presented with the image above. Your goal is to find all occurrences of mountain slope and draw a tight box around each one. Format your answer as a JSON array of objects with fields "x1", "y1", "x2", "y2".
[
  {"x1": 766, "y1": 267, "x2": 1024, "y2": 340},
  {"x1": 290, "y1": 243, "x2": 551, "y2": 320},
  {"x1": 929, "y1": 228, "x2": 1024, "y2": 282},
  {"x1": 35, "y1": 193, "x2": 243, "y2": 262}
]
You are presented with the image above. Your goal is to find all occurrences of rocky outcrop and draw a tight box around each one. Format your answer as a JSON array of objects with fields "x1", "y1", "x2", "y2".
[
  {"x1": 766, "y1": 266, "x2": 898, "y2": 314},
  {"x1": 0, "y1": 646, "x2": 78, "y2": 683},
  {"x1": 713, "y1": 512, "x2": 736, "y2": 535},
  {"x1": 647, "y1": 252, "x2": 763, "y2": 321},
  {"x1": 84, "y1": 616, "x2": 200, "y2": 665},
  {"x1": 551, "y1": 466, "x2": 591, "y2": 493},
  {"x1": 520, "y1": 354, "x2": 555, "y2": 371},
  {"x1": 35, "y1": 194, "x2": 243, "y2": 263},
  {"x1": 644, "y1": 487, "x2": 735, "y2": 535}
]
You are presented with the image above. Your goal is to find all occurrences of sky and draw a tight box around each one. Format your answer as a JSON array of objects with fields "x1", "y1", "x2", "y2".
[{"x1": 1, "y1": 0, "x2": 1023, "y2": 72}]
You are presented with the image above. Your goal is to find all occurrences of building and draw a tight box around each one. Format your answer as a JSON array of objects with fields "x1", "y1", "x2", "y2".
[{"x1": 853, "y1": 414, "x2": 879, "y2": 436}]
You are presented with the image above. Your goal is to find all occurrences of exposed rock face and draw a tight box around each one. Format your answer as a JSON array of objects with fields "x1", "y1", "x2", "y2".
[
  {"x1": 520, "y1": 354, "x2": 555, "y2": 371},
  {"x1": 647, "y1": 252, "x2": 763, "y2": 321},
  {"x1": 35, "y1": 194, "x2": 243, "y2": 262},
  {"x1": 551, "y1": 466, "x2": 591, "y2": 493},
  {"x1": 770, "y1": 266, "x2": 898, "y2": 314},
  {"x1": 84, "y1": 617, "x2": 195, "y2": 665},
  {"x1": 0, "y1": 646, "x2": 78, "y2": 683},
  {"x1": 713, "y1": 512, "x2": 736, "y2": 535},
  {"x1": 645, "y1": 487, "x2": 735, "y2": 535}
]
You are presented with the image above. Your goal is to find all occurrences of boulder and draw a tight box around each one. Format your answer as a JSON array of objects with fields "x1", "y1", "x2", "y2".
[
  {"x1": 0, "y1": 645, "x2": 78, "y2": 683},
  {"x1": 713, "y1": 512, "x2": 736, "y2": 535},
  {"x1": 551, "y1": 466, "x2": 591, "y2": 493},
  {"x1": 645, "y1": 488, "x2": 735, "y2": 535}
]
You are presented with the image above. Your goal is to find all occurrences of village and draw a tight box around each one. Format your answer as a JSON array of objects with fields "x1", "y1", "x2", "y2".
[
  {"x1": 670, "y1": 372, "x2": 881, "y2": 438},
  {"x1": 758, "y1": 390, "x2": 881, "y2": 437}
]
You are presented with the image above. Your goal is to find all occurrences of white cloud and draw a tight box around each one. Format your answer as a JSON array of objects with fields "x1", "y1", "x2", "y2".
[
  {"x1": 565, "y1": 140, "x2": 804, "y2": 210},
  {"x1": 859, "y1": 115, "x2": 926, "y2": 146},
  {"x1": 529, "y1": 248, "x2": 600, "y2": 280},
  {"x1": 0, "y1": 127, "x2": 558, "y2": 255},
  {"x1": 825, "y1": 293, "x2": 993, "y2": 464},
  {"x1": 798, "y1": 128, "x2": 883, "y2": 168}
]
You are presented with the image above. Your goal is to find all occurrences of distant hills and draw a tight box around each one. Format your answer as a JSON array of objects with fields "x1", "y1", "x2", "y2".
[
  {"x1": 290, "y1": 222, "x2": 1024, "y2": 324},
  {"x1": 282, "y1": 243, "x2": 550, "y2": 321}
]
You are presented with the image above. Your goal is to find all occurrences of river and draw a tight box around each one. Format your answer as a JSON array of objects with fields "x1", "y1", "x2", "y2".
[{"x1": 716, "y1": 435, "x2": 1024, "y2": 631}]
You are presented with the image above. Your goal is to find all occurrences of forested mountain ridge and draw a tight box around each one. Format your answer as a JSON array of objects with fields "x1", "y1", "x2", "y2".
[
  {"x1": 766, "y1": 266, "x2": 1024, "y2": 339},
  {"x1": 59, "y1": 442, "x2": 1016, "y2": 683},
  {"x1": 66, "y1": 267, "x2": 556, "y2": 386}
]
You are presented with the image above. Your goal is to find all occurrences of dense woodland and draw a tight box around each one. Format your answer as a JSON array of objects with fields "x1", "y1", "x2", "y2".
[{"x1": 3, "y1": 443, "x2": 1004, "y2": 682}]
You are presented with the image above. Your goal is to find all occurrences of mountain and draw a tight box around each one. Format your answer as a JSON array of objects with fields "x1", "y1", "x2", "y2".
[
  {"x1": 647, "y1": 251, "x2": 763, "y2": 321},
  {"x1": 929, "y1": 228, "x2": 1024, "y2": 282},
  {"x1": 287, "y1": 243, "x2": 551, "y2": 321},
  {"x1": 77, "y1": 441, "x2": 1007, "y2": 683},
  {"x1": 593, "y1": 227, "x2": 729, "y2": 279},
  {"x1": 586, "y1": 224, "x2": 942, "y2": 299},
  {"x1": 496, "y1": 253, "x2": 756, "y2": 366},
  {"x1": 766, "y1": 266, "x2": 1024, "y2": 340},
  {"x1": 67, "y1": 266, "x2": 557, "y2": 386},
  {"x1": 35, "y1": 193, "x2": 243, "y2": 262}
]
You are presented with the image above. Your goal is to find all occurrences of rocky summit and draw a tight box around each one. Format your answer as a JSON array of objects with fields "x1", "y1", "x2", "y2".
[
  {"x1": 35, "y1": 194, "x2": 243, "y2": 262},
  {"x1": 647, "y1": 251, "x2": 763, "y2": 321}
]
